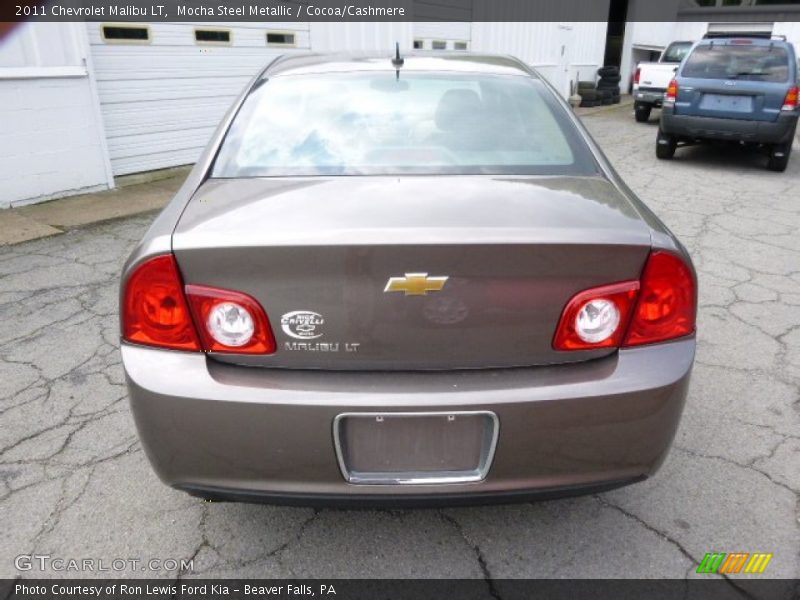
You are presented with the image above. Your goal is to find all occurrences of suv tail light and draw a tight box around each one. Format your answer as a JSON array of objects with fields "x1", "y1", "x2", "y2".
[
  {"x1": 634, "y1": 67, "x2": 641, "y2": 85},
  {"x1": 665, "y1": 79, "x2": 678, "y2": 103},
  {"x1": 185, "y1": 285, "x2": 276, "y2": 354},
  {"x1": 122, "y1": 255, "x2": 201, "y2": 351},
  {"x1": 122, "y1": 254, "x2": 276, "y2": 354},
  {"x1": 782, "y1": 86, "x2": 798, "y2": 111},
  {"x1": 553, "y1": 251, "x2": 695, "y2": 351}
]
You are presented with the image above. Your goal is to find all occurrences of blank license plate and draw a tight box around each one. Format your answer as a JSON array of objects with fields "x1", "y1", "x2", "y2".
[
  {"x1": 700, "y1": 94, "x2": 753, "y2": 112},
  {"x1": 334, "y1": 412, "x2": 498, "y2": 485}
]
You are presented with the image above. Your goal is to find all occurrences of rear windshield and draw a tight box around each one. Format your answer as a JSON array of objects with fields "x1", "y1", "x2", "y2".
[
  {"x1": 682, "y1": 44, "x2": 791, "y2": 82},
  {"x1": 662, "y1": 42, "x2": 692, "y2": 64},
  {"x1": 212, "y1": 72, "x2": 598, "y2": 177}
]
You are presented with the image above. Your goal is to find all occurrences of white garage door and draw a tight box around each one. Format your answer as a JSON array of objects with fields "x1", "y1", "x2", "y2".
[
  {"x1": 88, "y1": 22, "x2": 309, "y2": 175},
  {"x1": 412, "y1": 22, "x2": 471, "y2": 50}
]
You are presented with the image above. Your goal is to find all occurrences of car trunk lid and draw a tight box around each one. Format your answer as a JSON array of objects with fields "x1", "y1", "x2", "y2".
[{"x1": 172, "y1": 176, "x2": 652, "y2": 370}]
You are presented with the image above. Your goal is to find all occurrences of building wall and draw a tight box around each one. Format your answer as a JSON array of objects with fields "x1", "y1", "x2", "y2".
[
  {"x1": 472, "y1": 22, "x2": 608, "y2": 96},
  {"x1": 0, "y1": 23, "x2": 112, "y2": 208}
]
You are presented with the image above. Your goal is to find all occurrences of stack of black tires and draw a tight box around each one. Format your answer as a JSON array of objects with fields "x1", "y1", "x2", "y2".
[{"x1": 578, "y1": 66, "x2": 622, "y2": 108}]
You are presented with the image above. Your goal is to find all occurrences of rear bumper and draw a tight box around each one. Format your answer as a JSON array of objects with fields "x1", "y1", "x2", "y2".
[
  {"x1": 634, "y1": 88, "x2": 665, "y2": 106},
  {"x1": 661, "y1": 106, "x2": 798, "y2": 144},
  {"x1": 122, "y1": 338, "x2": 694, "y2": 506}
]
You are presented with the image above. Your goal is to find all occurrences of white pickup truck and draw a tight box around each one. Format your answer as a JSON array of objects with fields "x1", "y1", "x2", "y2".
[{"x1": 633, "y1": 41, "x2": 694, "y2": 122}]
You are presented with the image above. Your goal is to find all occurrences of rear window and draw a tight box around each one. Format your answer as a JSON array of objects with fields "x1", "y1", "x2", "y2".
[
  {"x1": 212, "y1": 72, "x2": 598, "y2": 177},
  {"x1": 662, "y1": 42, "x2": 692, "y2": 64},
  {"x1": 682, "y1": 44, "x2": 791, "y2": 82}
]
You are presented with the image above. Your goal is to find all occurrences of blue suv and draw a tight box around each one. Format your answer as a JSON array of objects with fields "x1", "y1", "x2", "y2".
[{"x1": 657, "y1": 37, "x2": 799, "y2": 171}]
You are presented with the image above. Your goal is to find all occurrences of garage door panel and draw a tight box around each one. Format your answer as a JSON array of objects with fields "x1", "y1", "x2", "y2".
[
  {"x1": 87, "y1": 22, "x2": 310, "y2": 47},
  {"x1": 111, "y1": 147, "x2": 208, "y2": 175},
  {"x1": 96, "y1": 78, "x2": 246, "y2": 104},
  {"x1": 102, "y1": 100, "x2": 233, "y2": 139}
]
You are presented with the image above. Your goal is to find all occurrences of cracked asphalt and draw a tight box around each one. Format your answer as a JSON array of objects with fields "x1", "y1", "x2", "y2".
[{"x1": 1, "y1": 105, "x2": 798, "y2": 582}]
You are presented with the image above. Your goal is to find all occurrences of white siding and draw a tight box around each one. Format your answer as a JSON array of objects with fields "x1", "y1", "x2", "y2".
[
  {"x1": 88, "y1": 22, "x2": 312, "y2": 175},
  {"x1": 310, "y1": 22, "x2": 412, "y2": 52},
  {"x1": 472, "y1": 22, "x2": 607, "y2": 96},
  {"x1": 0, "y1": 23, "x2": 111, "y2": 208}
]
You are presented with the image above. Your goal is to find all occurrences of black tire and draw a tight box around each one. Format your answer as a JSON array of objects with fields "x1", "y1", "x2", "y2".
[
  {"x1": 634, "y1": 102, "x2": 652, "y2": 123},
  {"x1": 580, "y1": 90, "x2": 598, "y2": 101},
  {"x1": 577, "y1": 81, "x2": 596, "y2": 91},
  {"x1": 597, "y1": 66, "x2": 619, "y2": 78},
  {"x1": 656, "y1": 128, "x2": 677, "y2": 159},
  {"x1": 611, "y1": 95, "x2": 621, "y2": 104},
  {"x1": 598, "y1": 75, "x2": 622, "y2": 84},
  {"x1": 767, "y1": 142, "x2": 792, "y2": 172},
  {"x1": 597, "y1": 82, "x2": 621, "y2": 92},
  {"x1": 597, "y1": 89, "x2": 611, "y2": 99},
  {"x1": 601, "y1": 96, "x2": 613, "y2": 105},
  {"x1": 580, "y1": 99, "x2": 601, "y2": 108}
]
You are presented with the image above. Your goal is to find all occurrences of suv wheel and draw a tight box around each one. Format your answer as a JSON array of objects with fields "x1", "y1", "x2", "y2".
[
  {"x1": 656, "y1": 129, "x2": 677, "y2": 159},
  {"x1": 634, "y1": 102, "x2": 652, "y2": 123},
  {"x1": 767, "y1": 142, "x2": 792, "y2": 172}
]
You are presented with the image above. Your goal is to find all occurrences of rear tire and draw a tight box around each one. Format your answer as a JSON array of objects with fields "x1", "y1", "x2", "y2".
[
  {"x1": 634, "y1": 102, "x2": 652, "y2": 123},
  {"x1": 656, "y1": 129, "x2": 677, "y2": 159},
  {"x1": 767, "y1": 142, "x2": 792, "y2": 172}
]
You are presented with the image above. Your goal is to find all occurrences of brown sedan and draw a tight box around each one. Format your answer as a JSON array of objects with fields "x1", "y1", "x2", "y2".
[{"x1": 120, "y1": 52, "x2": 696, "y2": 506}]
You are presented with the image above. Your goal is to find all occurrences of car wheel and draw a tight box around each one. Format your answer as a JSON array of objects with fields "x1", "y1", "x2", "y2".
[
  {"x1": 656, "y1": 129, "x2": 677, "y2": 159},
  {"x1": 634, "y1": 102, "x2": 652, "y2": 123},
  {"x1": 767, "y1": 142, "x2": 792, "y2": 172}
]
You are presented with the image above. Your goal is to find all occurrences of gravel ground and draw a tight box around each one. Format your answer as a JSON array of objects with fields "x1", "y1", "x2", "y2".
[{"x1": 0, "y1": 104, "x2": 797, "y2": 584}]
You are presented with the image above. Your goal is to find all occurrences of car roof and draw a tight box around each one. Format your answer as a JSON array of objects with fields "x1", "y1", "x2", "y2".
[{"x1": 263, "y1": 52, "x2": 538, "y2": 79}]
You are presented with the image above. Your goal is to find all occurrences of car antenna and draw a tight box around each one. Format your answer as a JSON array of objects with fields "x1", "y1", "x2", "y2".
[{"x1": 391, "y1": 42, "x2": 404, "y2": 81}]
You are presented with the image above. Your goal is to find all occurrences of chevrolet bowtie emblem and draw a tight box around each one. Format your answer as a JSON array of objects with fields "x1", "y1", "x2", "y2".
[{"x1": 384, "y1": 273, "x2": 449, "y2": 296}]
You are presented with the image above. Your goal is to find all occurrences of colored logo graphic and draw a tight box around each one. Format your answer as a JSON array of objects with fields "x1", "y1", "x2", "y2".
[{"x1": 697, "y1": 552, "x2": 773, "y2": 574}]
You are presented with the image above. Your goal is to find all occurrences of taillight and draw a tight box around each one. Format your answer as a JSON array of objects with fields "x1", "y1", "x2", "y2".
[
  {"x1": 665, "y1": 79, "x2": 678, "y2": 102},
  {"x1": 122, "y1": 254, "x2": 276, "y2": 354},
  {"x1": 185, "y1": 285, "x2": 276, "y2": 354},
  {"x1": 782, "y1": 86, "x2": 798, "y2": 111},
  {"x1": 624, "y1": 251, "x2": 696, "y2": 347},
  {"x1": 553, "y1": 281, "x2": 640, "y2": 350},
  {"x1": 122, "y1": 255, "x2": 201, "y2": 351},
  {"x1": 553, "y1": 250, "x2": 696, "y2": 351},
  {"x1": 634, "y1": 67, "x2": 641, "y2": 85}
]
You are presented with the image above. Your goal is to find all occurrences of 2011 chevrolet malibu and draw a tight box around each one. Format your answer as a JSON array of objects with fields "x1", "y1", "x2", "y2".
[{"x1": 120, "y1": 52, "x2": 696, "y2": 506}]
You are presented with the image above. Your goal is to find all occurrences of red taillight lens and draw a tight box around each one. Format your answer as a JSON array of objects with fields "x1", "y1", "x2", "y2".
[
  {"x1": 665, "y1": 79, "x2": 678, "y2": 101},
  {"x1": 553, "y1": 251, "x2": 696, "y2": 351},
  {"x1": 782, "y1": 86, "x2": 798, "y2": 111},
  {"x1": 122, "y1": 255, "x2": 201, "y2": 351},
  {"x1": 634, "y1": 67, "x2": 641, "y2": 85},
  {"x1": 553, "y1": 281, "x2": 640, "y2": 351},
  {"x1": 624, "y1": 251, "x2": 696, "y2": 346},
  {"x1": 185, "y1": 285, "x2": 276, "y2": 354}
]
